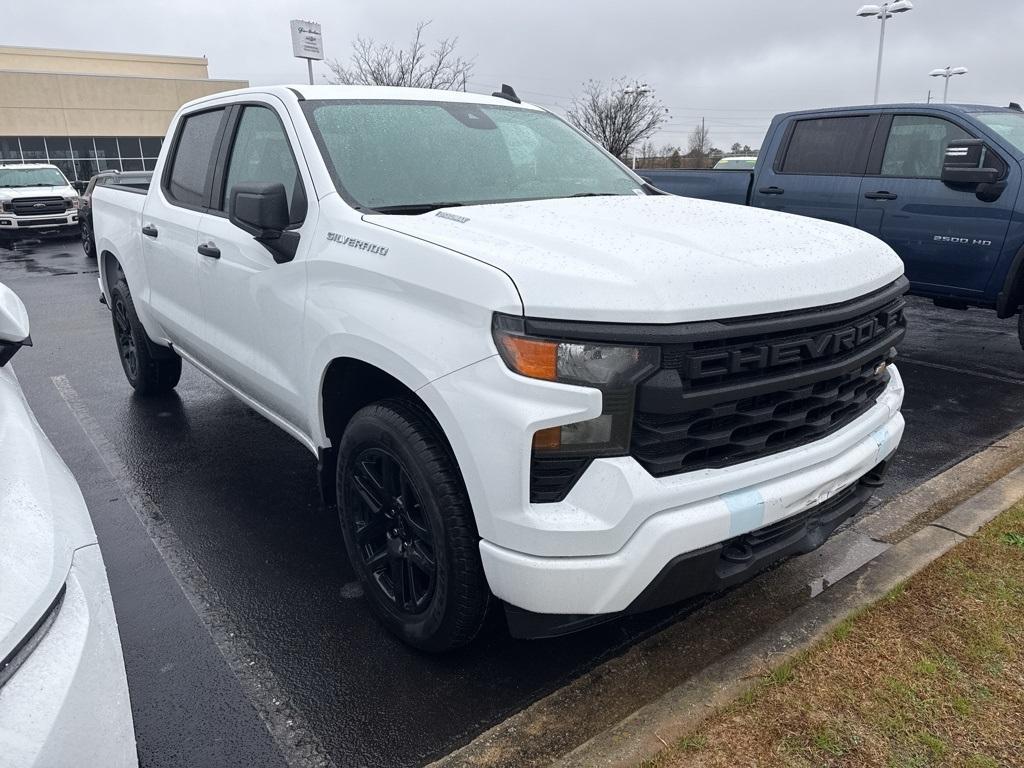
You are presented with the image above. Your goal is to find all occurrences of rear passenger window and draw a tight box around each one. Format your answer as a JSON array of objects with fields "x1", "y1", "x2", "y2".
[
  {"x1": 223, "y1": 106, "x2": 306, "y2": 223},
  {"x1": 165, "y1": 109, "x2": 225, "y2": 207},
  {"x1": 880, "y1": 115, "x2": 971, "y2": 179},
  {"x1": 780, "y1": 116, "x2": 876, "y2": 175}
]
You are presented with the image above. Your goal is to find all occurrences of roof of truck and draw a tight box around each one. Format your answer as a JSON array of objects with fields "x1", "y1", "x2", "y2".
[
  {"x1": 182, "y1": 84, "x2": 544, "y2": 112},
  {"x1": 776, "y1": 103, "x2": 1020, "y2": 120}
]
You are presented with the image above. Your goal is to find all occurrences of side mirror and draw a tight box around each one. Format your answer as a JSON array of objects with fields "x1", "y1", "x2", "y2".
[
  {"x1": 0, "y1": 283, "x2": 31, "y2": 366},
  {"x1": 228, "y1": 182, "x2": 298, "y2": 264},
  {"x1": 941, "y1": 139, "x2": 1001, "y2": 185},
  {"x1": 72, "y1": 180, "x2": 88, "y2": 195}
]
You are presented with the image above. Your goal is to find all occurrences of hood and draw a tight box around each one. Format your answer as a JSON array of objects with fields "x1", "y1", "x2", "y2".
[
  {"x1": 367, "y1": 195, "x2": 904, "y2": 323},
  {"x1": 0, "y1": 363, "x2": 96, "y2": 665},
  {"x1": 0, "y1": 185, "x2": 76, "y2": 200}
]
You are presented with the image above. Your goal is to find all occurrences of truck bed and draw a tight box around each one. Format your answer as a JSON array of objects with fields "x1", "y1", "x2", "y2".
[{"x1": 638, "y1": 169, "x2": 753, "y2": 205}]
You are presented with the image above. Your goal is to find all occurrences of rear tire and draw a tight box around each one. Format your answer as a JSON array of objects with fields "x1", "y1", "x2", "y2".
[
  {"x1": 109, "y1": 271, "x2": 181, "y2": 395},
  {"x1": 81, "y1": 220, "x2": 95, "y2": 257},
  {"x1": 336, "y1": 399, "x2": 489, "y2": 652}
]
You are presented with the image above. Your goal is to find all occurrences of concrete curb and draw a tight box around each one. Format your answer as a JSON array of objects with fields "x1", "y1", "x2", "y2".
[{"x1": 554, "y1": 463, "x2": 1024, "y2": 768}]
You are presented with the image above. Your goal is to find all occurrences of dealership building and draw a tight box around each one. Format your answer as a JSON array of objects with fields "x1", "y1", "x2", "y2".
[{"x1": 0, "y1": 45, "x2": 248, "y2": 183}]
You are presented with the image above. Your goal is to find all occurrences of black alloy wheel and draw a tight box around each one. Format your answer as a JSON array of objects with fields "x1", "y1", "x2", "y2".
[
  {"x1": 108, "y1": 271, "x2": 181, "y2": 394},
  {"x1": 81, "y1": 219, "x2": 94, "y2": 256},
  {"x1": 336, "y1": 400, "x2": 489, "y2": 651},
  {"x1": 349, "y1": 447, "x2": 438, "y2": 614},
  {"x1": 112, "y1": 294, "x2": 139, "y2": 381}
]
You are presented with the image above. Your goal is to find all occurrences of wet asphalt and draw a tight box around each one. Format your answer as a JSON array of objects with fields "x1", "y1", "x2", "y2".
[{"x1": 3, "y1": 234, "x2": 1023, "y2": 768}]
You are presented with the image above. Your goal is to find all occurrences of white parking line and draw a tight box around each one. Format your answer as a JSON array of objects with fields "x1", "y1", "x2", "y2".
[{"x1": 51, "y1": 374, "x2": 336, "y2": 768}]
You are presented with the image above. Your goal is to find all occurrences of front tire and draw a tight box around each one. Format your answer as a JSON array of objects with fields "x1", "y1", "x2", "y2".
[
  {"x1": 109, "y1": 271, "x2": 181, "y2": 395},
  {"x1": 336, "y1": 399, "x2": 489, "y2": 652}
]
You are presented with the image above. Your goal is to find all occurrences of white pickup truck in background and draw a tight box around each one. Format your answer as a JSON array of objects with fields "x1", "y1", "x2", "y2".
[
  {"x1": 0, "y1": 163, "x2": 80, "y2": 241},
  {"x1": 92, "y1": 84, "x2": 908, "y2": 651}
]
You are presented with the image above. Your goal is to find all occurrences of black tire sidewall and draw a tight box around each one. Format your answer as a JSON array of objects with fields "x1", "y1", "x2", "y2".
[
  {"x1": 110, "y1": 279, "x2": 145, "y2": 388},
  {"x1": 109, "y1": 275, "x2": 181, "y2": 394},
  {"x1": 336, "y1": 404, "x2": 470, "y2": 650}
]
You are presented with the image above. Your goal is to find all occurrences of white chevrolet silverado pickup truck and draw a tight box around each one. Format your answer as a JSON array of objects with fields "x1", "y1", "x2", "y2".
[{"x1": 92, "y1": 84, "x2": 908, "y2": 651}]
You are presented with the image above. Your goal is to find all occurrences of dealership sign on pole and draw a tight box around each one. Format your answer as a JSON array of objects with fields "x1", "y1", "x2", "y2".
[{"x1": 290, "y1": 19, "x2": 324, "y2": 85}]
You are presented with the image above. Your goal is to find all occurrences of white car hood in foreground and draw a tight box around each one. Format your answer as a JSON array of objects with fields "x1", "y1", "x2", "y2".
[
  {"x1": 0, "y1": 363, "x2": 95, "y2": 664},
  {"x1": 368, "y1": 195, "x2": 904, "y2": 323}
]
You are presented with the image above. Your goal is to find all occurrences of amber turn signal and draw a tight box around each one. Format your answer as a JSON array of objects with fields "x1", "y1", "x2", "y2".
[{"x1": 494, "y1": 334, "x2": 558, "y2": 380}]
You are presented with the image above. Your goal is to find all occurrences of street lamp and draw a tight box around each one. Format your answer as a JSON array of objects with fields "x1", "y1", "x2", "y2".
[
  {"x1": 929, "y1": 66, "x2": 969, "y2": 103},
  {"x1": 856, "y1": 1, "x2": 914, "y2": 105},
  {"x1": 624, "y1": 82, "x2": 651, "y2": 169}
]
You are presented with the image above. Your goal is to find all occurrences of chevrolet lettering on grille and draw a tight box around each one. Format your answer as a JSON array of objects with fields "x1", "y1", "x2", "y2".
[{"x1": 685, "y1": 304, "x2": 905, "y2": 380}]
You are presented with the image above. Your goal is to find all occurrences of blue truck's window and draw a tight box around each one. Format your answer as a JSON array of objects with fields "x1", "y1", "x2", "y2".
[
  {"x1": 880, "y1": 115, "x2": 970, "y2": 179},
  {"x1": 780, "y1": 116, "x2": 875, "y2": 175},
  {"x1": 975, "y1": 111, "x2": 1024, "y2": 154},
  {"x1": 166, "y1": 109, "x2": 225, "y2": 207}
]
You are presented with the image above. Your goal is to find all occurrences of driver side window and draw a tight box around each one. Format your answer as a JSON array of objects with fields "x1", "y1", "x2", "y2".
[
  {"x1": 881, "y1": 115, "x2": 971, "y2": 179},
  {"x1": 224, "y1": 105, "x2": 307, "y2": 224}
]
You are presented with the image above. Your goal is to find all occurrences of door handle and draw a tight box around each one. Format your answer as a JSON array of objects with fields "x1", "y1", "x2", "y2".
[
  {"x1": 864, "y1": 191, "x2": 898, "y2": 200},
  {"x1": 197, "y1": 242, "x2": 221, "y2": 259},
  {"x1": 758, "y1": 186, "x2": 785, "y2": 195},
  {"x1": 141, "y1": 224, "x2": 158, "y2": 238}
]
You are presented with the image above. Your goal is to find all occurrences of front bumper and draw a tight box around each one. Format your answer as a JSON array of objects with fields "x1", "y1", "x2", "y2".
[
  {"x1": 0, "y1": 213, "x2": 78, "y2": 230},
  {"x1": 0, "y1": 545, "x2": 137, "y2": 767},
  {"x1": 421, "y1": 356, "x2": 904, "y2": 620}
]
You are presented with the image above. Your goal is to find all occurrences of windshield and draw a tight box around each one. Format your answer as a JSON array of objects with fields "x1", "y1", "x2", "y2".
[
  {"x1": 303, "y1": 100, "x2": 642, "y2": 212},
  {"x1": 0, "y1": 167, "x2": 69, "y2": 188},
  {"x1": 975, "y1": 111, "x2": 1024, "y2": 155}
]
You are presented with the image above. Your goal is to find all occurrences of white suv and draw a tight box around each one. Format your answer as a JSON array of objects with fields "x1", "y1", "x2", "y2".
[
  {"x1": 0, "y1": 163, "x2": 80, "y2": 240},
  {"x1": 92, "y1": 85, "x2": 907, "y2": 651}
]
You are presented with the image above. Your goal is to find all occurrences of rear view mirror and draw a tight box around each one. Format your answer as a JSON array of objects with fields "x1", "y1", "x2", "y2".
[
  {"x1": 228, "y1": 182, "x2": 298, "y2": 264},
  {"x1": 0, "y1": 283, "x2": 31, "y2": 366},
  {"x1": 941, "y1": 139, "x2": 1001, "y2": 185}
]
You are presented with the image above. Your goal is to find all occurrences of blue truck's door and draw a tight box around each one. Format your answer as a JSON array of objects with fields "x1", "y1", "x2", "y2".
[
  {"x1": 856, "y1": 113, "x2": 1016, "y2": 297},
  {"x1": 752, "y1": 114, "x2": 878, "y2": 226}
]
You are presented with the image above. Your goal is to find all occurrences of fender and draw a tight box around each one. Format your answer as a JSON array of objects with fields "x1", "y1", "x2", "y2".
[{"x1": 306, "y1": 334, "x2": 491, "y2": 449}]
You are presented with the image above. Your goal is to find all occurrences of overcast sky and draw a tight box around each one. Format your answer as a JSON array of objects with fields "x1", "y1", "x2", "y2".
[{"x1": 4, "y1": 0, "x2": 1021, "y2": 150}]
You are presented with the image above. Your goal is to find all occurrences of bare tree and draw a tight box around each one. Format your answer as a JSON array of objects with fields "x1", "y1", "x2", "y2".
[
  {"x1": 325, "y1": 21, "x2": 474, "y2": 90},
  {"x1": 566, "y1": 79, "x2": 668, "y2": 160},
  {"x1": 687, "y1": 121, "x2": 712, "y2": 159}
]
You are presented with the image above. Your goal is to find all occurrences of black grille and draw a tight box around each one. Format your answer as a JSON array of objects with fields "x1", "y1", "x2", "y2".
[
  {"x1": 630, "y1": 279, "x2": 907, "y2": 478},
  {"x1": 10, "y1": 197, "x2": 68, "y2": 216},
  {"x1": 16, "y1": 217, "x2": 69, "y2": 227},
  {"x1": 633, "y1": 360, "x2": 890, "y2": 476}
]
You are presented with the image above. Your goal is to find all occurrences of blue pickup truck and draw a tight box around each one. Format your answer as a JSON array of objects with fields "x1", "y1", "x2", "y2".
[{"x1": 639, "y1": 104, "x2": 1024, "y2": 347}]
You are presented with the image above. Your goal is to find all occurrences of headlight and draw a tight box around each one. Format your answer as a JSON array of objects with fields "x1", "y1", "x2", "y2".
[
  {"x1": 67, "y1": 197, "x2": 80, "y2": 209},
  {"x1": 492, "y1": 314, "x2": 659, "y2": 457}
]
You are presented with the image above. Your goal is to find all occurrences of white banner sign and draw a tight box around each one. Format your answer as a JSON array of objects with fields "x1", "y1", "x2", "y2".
[{"x1": 290, "y1": 20, "x2": 324, "y2": 61}]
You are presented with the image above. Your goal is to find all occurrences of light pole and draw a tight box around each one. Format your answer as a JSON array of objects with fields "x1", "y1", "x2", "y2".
[
  {"x1": 856, "y1": 1, "x2": 914, "y2": 104},
  {"x1": 929, "y1": 66, "x2": 968, "y2": 103},
  {"x1": 624, "y1": 82, "x2": 651, "y2": 169}
]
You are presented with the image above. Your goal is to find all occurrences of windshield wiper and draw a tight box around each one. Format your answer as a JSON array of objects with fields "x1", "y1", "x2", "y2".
[
  {"x1": 372, "y1": 202, "x2": 467, "y2": 215},
  {"x1": 568, "y1": 192, "x2": 623, "y2": 198}
]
